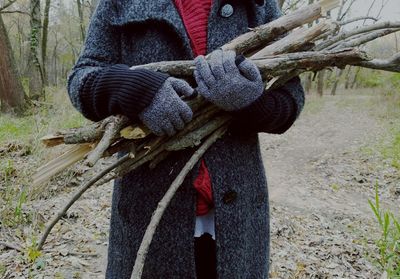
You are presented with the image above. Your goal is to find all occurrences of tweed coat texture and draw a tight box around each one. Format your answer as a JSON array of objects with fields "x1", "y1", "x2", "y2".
[{"x1": 67, "y1": 0, "x2": 305, "y2": 278}]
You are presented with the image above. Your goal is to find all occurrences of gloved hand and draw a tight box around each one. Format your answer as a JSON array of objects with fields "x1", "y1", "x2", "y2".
[
  {"x1": 138, "y1": 77, "x2": 194, "y2": 136},
  {"x1": 194, "y1": 49, "x2": 264, "y2": 111}
]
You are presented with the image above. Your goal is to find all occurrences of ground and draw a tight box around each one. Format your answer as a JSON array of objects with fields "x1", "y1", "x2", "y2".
[{"x1": 0, "y1": 90, "x2": 399, "y2": 278}]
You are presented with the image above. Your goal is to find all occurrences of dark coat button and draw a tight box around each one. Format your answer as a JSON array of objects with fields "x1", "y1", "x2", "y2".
[
  {"x1": 220, "y1": 4, "x2": 234, "y2": 18},
  {"x1": 222, "y1": 190, "x2": 237, "y2": 204},
  {"x1": 255, "y1": 0, "x2": 265, "y2": 6}
]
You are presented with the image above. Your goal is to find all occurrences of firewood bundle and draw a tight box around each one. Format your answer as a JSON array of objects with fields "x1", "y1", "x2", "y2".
[{"x1": 34, "y1": 0, "x2": 400, "y2": 261}]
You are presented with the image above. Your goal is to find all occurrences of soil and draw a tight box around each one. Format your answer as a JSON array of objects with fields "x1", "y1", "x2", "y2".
[{"x1": 1, "y1": 93, "x2": 399, "y2": 278}]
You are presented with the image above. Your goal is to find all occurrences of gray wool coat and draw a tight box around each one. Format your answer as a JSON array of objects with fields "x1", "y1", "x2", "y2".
[{"x1": 67, "y1": 0, "x2": 305, "y2": 278}]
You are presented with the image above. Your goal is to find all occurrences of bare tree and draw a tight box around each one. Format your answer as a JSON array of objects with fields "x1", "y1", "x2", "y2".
[
  {"x1": 0, "y1": 9, "x2": 26, "y2": 113},
  {"x1": 89, "y1": 0, "x2": 99, "y2": 16},
  {"x1": 27, "y1": 0, "x2": 44, "y2": 100},
  {"x1": 41, "y1": 0, "x2": 51, "y2": 86},
  {"x1": 76, "y1": 0, "x2": 85, "y2": 42}
]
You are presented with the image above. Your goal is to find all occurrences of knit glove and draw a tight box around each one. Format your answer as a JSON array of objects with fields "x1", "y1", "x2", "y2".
[
  {"x1": 194, "y1": 49, "x2": 264, "y2": 111},
  {"x1": 138, "y1": 77, "x2": 194, "y2": 136}
]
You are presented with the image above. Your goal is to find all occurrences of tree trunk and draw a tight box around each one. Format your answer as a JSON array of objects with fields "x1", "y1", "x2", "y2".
[
  {"x1": 76, "y1": 0, "x2": 85, "y2": 42},
  {"x1": 344, "y1": 66, "x2": 352, "y2": 89},
  {"x1": 304, "y1": 72, "x2": 313, "y2": 94},
  {"x1": 0, "y1": 14, "x2": 26, "y2": 113},
  {"x1": 330, "y1": 68, "x2": 344, "y2": 95},
  {"x1": 278, "y1": 0, "x2": 285, "y2": 9},
  {"x1": 351, "y1": 66, "x2": 361, "y2": 89},
  {"x1": 41, "y1": 0, "x2": 51, "y2": 87},
  {"x1": 28, "y1": 0, "x2": 44, "y2": 101},
  {"x1": 317, "y1": 70, "x2": 325, "y2": 97},
  {"x1": 90, "y1": 0, "x2": 99, "y2": 16}
]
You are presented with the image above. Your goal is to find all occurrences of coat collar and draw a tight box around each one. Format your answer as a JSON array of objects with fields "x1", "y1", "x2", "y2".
[
  {"x1": 112, "y1": 0, "x2": 267, "y2": 57},
  {"x1": 113, "y1": 0, "x2": 226, "y2": 58}
]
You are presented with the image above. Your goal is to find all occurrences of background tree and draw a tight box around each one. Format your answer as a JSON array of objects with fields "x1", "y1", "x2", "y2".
[
  {"x1": 41, "y1": 0, "x2": 51, "y2": 86},
  {"x1": 0, "y1": 1, "x2": 26, "y2": 113},
  {"x1": 27, "y1": 0, "x2": 44, "y2": 100}
]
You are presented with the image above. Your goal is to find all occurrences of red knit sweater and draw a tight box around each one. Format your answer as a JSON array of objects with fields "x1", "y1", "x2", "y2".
[{"x1": 174, "y1": 0, "x2": 213, "y2": 216}]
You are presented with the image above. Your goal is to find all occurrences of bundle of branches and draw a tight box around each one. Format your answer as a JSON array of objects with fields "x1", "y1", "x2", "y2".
[{"x1": 32, "y1": 0, "x2": 400, "y2": 277}]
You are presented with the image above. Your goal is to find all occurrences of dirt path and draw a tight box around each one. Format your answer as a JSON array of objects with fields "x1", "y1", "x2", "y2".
[
  {"x1": 262, "y1": 95, "x2": 382, "y2": 215},
  {"x1": 261, "y1": 94, "x2": 399, "y2": 278},
  {"x1": 2, "y1": 93, "x2": 399, "y2": 278}
]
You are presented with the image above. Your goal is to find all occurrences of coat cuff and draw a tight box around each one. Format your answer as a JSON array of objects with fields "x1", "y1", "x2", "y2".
[{"x1": 80, "y1": 64, "x2": 169, "y2": 122}]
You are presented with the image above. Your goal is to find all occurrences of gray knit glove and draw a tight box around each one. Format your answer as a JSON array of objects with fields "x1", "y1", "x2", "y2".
[
  {"x1": 194, "y1": 49, "x2": 264, "y2": 111},
  {"x1": 138, "y1": 77, "x2": 194, "y2": 136}
]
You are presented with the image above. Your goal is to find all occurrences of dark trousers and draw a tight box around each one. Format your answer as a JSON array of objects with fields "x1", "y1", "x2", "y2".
[{"x1": 194, "y1": 233, "x2": 217, "y2": 279}]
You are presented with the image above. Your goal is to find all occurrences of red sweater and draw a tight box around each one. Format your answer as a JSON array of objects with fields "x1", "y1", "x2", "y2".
[{"x1": 174, "y1": 0, "x2": 213, "y2": 216}]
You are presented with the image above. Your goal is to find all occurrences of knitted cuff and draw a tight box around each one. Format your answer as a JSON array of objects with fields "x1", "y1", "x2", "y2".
[
  {"x1": 80, "y1": 64, "x2": 169, "y2": 121},
  {"x1": 230, "y1": 88, "x2": 296, "y2": 134}
]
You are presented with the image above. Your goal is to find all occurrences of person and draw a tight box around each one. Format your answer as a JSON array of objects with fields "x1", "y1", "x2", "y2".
[{"x1": 67, "y1": 0, "x2": 305, "y2": 278}]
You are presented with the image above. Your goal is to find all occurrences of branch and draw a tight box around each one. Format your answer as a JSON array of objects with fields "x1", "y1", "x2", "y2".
[
  {"x1": 130, "y1": 126, "x2": 228, "y2": 279},
  {"x1": 0, "y1": 0, "x2": 17, "y2": 12},
  {"x1": 339, "y1": 16, "x2": 378, "y2": 26},
  {"x1": 332, "y1": 28, "x2": 400, "y2": 49},
  {"x1": 251, "y1": 20, "x2": 338, "y2": 58},
  {"x1": 0, "y1": 241, "x2": 23, "y2": 252},
  {"x1": 315, "y1": 21, "x2": 400, "y2": 50},
  {"x1": 86, "y1": 115, "x2": 128, "y2": 167},
  {"x1": 0, "y1": 10, "x2": 30, "y2": 15},
  {"x1": 37, "y1": 153, "x2": 132, "y2": 250},
  {"x1": 131, "y1": 49, "x2": 370, "y2": 79},
  {"x1": 221, "y1": 0, "x2": 339, "y2": 54},
  {"x1": 357, "y1": 52, "x2": 400, "y2": 72}
]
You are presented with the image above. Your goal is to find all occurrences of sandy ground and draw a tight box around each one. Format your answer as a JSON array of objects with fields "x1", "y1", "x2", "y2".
[{"x1": 1, "y1": 92, "x2": 399, "y2": 278}]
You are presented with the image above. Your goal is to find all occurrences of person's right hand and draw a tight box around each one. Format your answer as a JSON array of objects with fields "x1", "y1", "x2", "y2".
[{"x1": 138, "y1": 77, "x2": 194, "y2": 136}]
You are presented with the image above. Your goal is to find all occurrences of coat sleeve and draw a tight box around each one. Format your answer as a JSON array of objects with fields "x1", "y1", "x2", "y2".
[
  {"x1": 229, "y1": 77, "x2": 305, "y2": 134},
  {"x1": 229, "y1": 0, "x2": 305, "y2": 135},
  {"x1": 67, "y1": 0, "x2": 168, "y2": 122}
]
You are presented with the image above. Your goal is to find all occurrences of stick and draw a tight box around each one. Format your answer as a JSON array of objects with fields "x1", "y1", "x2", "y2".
[
  {"x1": 37, "y1": 153, "x2": 132, "y2": 250},
  {"x1": 130, "y1": 126, "x2": 227, "y2": 279},
  {"x1": 339, "y1": 16, "x2": 378, "y2": 26},
  {"x1": 129, "y1": 49, "x2": 370, "y2": 79},
  {"x1": 250, "y1": 20, "x2": 338, "y2": 58},
  {"x1": 357, "y1": 52, "x2": 400, "y2": 72},
  {"x1": 221, "y1": 0, "x2": 339, "y2": 54},
  {"x1": 332, "y1": 28, "x2": 400, "y2": 49},
  {"x1": 315, "y1": 21, "x2": 400, "y2": 50},
  {"x1": 86, "y1": 115, "x2": 128, "y2": 167},
  {"x1": 0, "y1": 241, "x2": 23, "y2": 252}
]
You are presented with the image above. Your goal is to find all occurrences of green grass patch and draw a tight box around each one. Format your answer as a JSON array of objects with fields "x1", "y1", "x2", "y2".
[
  {"x1": 381, "y1": 129, "x2": 400, "y2": 170},
  {"x1": 0, "y1": 114, "x2": 36, "y2": 143},
  {"x1": 0, "y1": 89, "x2": 86, "y2": 146},
  {"x1": 369, "y1": 185, "x2": 400, "y2": 277}
]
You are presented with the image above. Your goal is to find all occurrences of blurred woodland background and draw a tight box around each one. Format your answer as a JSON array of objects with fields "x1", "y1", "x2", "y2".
[{"x1": 0, "y1": 0, "x2": 399, "y2": 278}]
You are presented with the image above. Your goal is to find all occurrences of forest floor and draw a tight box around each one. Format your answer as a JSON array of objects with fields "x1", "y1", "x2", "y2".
[{"x1": 0, "y1": 89, "x2": 399, "y2": 278}]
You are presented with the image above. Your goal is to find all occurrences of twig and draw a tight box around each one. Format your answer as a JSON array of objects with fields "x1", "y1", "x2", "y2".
[
  {"x1": 37, "y1": 153, "x2": 132, "y2": 250},
  {"x1": 0, "y1": 0, "x2": 17, "y2": 12},
  {"x1": 332, "y1": 28, "x2": 400, "y2": 49},
  {"x1": 130, "y1": 126, "x2": 228, "y2": 279},
  {"x1": 339, "y1": 16, "x2": 378, "y2": 26},
  {"x1": 86, "y1": 115, "x2": 128, "y2": 167},
  {"x1": 315, "y1": 21, "x2": 400, "y2": 50},
  {"x1": 0, "y1": 241, "x2": 23, "y2": 252}
]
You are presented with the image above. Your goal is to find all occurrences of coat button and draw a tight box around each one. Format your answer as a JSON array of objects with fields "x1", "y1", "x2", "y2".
[
  {"x1": 255, "y1": 0, "x2": 265, "y2": 6},
  {"x1": 220, "y1": 4, "x2": 234, "y2": 18},
  {"x1": 222, "y1": 190, "x2": 237, "y2": 204}
]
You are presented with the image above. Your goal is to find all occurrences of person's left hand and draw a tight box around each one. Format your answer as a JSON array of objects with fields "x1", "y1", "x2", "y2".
[{"x1": 194, "y1": 49, "x2": 264, "y2": 111}]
